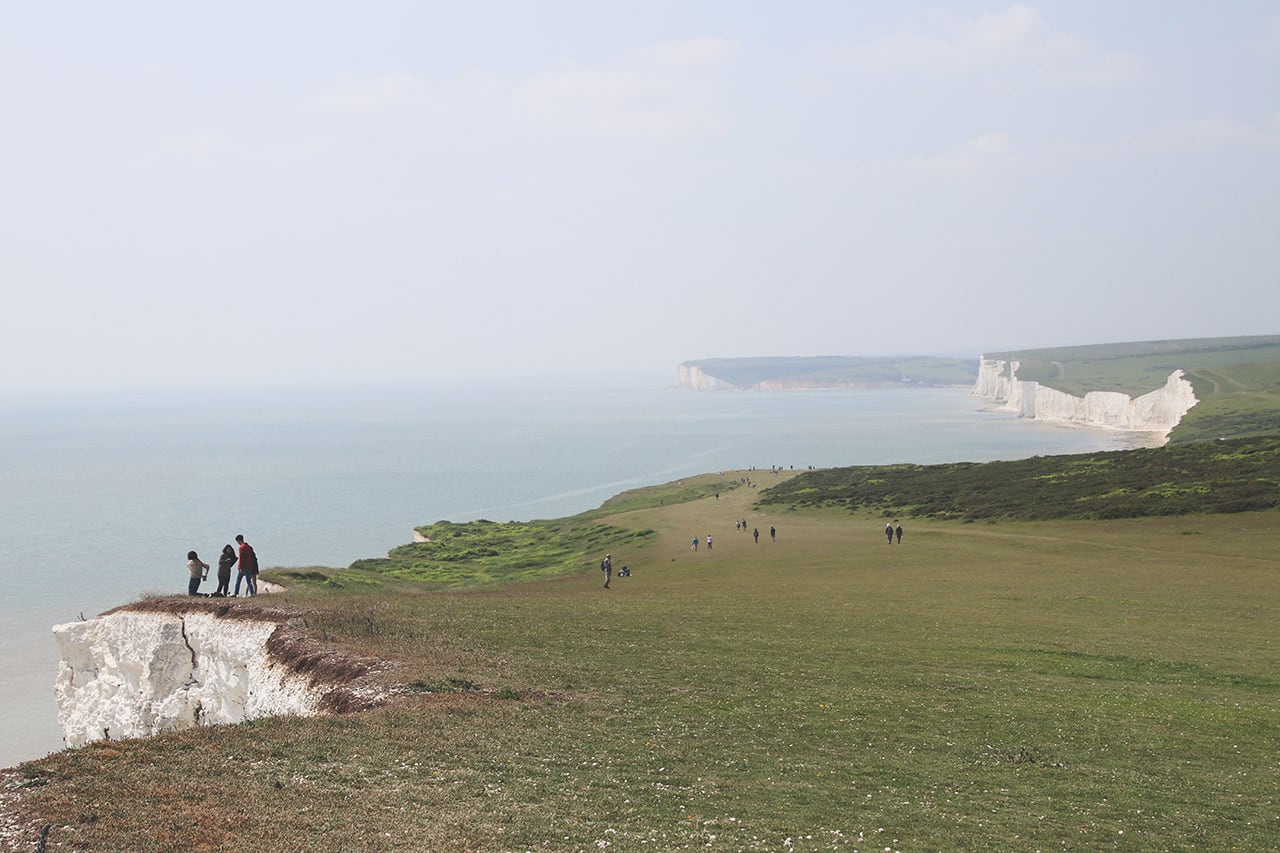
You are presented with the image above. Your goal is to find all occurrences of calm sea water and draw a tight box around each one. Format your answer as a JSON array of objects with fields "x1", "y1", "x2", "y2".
[{"x1": 0, "y1": 380, "x2": 1136, "y2": 766}]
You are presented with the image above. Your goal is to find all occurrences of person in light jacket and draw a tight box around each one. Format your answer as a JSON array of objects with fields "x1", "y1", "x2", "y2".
[{"x1": 187, "y1": 550, "x2": 209, "y2": 596}]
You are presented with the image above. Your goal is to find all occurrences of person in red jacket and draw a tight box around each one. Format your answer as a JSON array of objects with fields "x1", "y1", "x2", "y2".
[{"x1": 234, "y1": 534, "x2": 259, "y2": 597}]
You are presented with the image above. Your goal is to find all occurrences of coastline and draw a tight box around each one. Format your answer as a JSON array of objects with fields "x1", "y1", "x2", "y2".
[{"x1": 0, "y1": 382, "x2": 1154, "y2": 769}]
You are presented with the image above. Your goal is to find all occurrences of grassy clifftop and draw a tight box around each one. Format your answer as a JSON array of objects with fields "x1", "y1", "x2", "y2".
[
  {"x1": 986, "y1": 334, "x2": 1280, "y2": 397},
  {"x1": 7, "y1": 447, "x2": 1279, "y2": 851},
  {"x1": 345, "y1": 435, "x2": 1280, "y2": 590}
]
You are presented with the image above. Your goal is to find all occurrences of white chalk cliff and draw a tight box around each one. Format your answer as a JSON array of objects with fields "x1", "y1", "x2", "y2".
[
  {"x1": 53, "y1": 607, "x2": 361, "y2": 749},
  {"x1": 676, "y1": 364, "x2": 738, "y2": 391},
  {"x1": 973, "y1": 358, "x2": 1198, "y2": 440}
]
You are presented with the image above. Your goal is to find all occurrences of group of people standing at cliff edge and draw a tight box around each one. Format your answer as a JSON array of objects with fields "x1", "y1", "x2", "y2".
[{"x1": 186, "y1": 534, "x2": 259, "y2": 597}]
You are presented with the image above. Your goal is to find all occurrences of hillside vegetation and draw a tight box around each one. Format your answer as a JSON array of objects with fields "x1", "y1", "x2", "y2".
[
  {"x1": 6, "y1": 447, "x2": 1279, "y2": 851},
  {"x1": 759, "y1": 434, "x2": 1280, "y2": 521}
]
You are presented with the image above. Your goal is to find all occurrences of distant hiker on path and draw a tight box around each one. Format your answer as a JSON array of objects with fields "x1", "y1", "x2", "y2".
[
  {"x1": 234, "y1": 534, "x2": 259, "y2": 597},
  {"x1": 706, "y1": 534, "x2": 713, "y2": 551},
  {"x1": 886, "y1": 522, "x2": 894, "y2": 544},
  {"x1": 895, "y1": 524, "x2": 903, "y2": 544},
  {"x1": 187, "y1": 551, "x2": 209, "y2": 596},
  {"x1": 692, "y1": 536, "x2": 699, "y2": 552},
  {"x1": 215, "y1": 544, "x2": 236, "y2": 597},
  {"x1": 770, "y1": 526, "x2": 776, "y2": 542},
  {"x1": 753, "y1": 527, "x2": 760, "y2": 543},
  {"x1": 601, "y1": 553, "x2": 612, "y2": 588}
]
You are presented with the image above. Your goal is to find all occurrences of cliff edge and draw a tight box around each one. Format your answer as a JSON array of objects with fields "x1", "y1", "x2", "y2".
[
  {"x1": 53, "y1": 600, "x2": 385, "y2": 750},
  {"x1": 973, "y1": 358, "x2": 1198, "y2": 441}
]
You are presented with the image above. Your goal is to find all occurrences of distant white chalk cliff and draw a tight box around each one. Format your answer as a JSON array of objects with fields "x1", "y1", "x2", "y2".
[
  {"x1": 972, "y1": 358, "x2": 1198, "y2": 441},
  {"x1": 676, "y1": 364, "x2": 738, "y2": 391}
]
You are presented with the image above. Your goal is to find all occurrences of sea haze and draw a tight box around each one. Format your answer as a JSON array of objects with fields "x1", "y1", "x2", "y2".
[{"x1": 0, "y1": 379, "x2": 1138, "y2": 766}]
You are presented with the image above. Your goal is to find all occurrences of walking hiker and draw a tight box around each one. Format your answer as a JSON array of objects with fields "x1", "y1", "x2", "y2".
[
  {"x1": 886, "y1": 522, "x2": 894, "y2": 544},
  {"x1": 895, "y1": 523, "x2": 903, "y2": 544},
  {"x1": 601, "y1": 553, "x2": 612, "y2": 588},
  {"x1": 706, "y1": 534, "x2": 712, "y2": 551},
  {"x1": 770, "y1": 526, "x2": 776, "y2": 542},
  {"x1": 753, "y1": 527, "x2": 759, "y2": 543},
  {"x1": 692, "y1": 536, "x2": 699, "y2": 552}
]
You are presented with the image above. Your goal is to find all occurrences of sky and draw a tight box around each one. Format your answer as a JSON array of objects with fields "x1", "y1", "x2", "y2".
[{"x1": 2, "y1": 2, "x2": 1278, "y2": 391}]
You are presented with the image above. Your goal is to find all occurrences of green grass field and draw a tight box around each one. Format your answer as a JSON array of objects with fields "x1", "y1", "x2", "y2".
[{"x1": 8, "y1": 465, "x2": 1279, "y2": 852}]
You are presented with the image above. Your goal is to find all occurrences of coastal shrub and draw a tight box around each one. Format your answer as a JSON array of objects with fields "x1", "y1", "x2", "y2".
[
  {"x1": 348, "y1": 518, "x2": 653, "y2": 587},
  {"x1": 758, "y1": 435, "x2": 1280, "y2": 521}
]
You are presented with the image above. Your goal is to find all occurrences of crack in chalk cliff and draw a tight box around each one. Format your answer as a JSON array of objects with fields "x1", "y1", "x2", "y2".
[
  {"x1": 178, "y1": 615, "x2": 206, "y2": 726},
  {"x1": 178, "y1": 615, "x2": 200, "y2": 690}
]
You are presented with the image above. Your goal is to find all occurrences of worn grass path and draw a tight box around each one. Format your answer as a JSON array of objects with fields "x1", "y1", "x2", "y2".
[{"x1": 7, "y1": 473, "x2": 1279, "y2": 851}]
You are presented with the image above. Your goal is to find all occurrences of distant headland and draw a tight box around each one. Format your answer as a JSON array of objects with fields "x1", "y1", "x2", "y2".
[
  {"x1": 676, "y1": 355, "x2": 978, "y2": 391},
  {"x1": 678, "y1": 335, "x2": 1280, "y2": 445}
]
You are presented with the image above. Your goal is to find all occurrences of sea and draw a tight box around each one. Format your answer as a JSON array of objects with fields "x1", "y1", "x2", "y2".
[{"x1": 0, "y1": 378, "x2": 1141, "y2": 767}]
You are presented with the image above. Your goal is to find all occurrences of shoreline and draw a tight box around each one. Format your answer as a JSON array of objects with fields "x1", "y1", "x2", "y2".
[{"x1": 0, "y1": 383, "x2": 1160, "y2": 769}]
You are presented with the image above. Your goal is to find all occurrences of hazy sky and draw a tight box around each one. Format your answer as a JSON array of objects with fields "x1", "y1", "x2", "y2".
[{"x1": 3, "y1": 2, "x2": 1277, "y2": 391}]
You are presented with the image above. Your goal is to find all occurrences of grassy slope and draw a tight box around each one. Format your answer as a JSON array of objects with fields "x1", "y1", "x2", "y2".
[
  {"x1": 8, "y1": 464, "x2": 1280, "y2": 851},
  {"x1": 1174, "y1": 361, "x2": 1280, "y2": 442}
]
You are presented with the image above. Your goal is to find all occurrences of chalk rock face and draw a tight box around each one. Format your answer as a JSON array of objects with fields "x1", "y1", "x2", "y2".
[
  {"x1": 676, "y1": 364, "x2": 738, "y2": 391},
  {"x1": 53, "y1": 610, "x2": 321, "y2": 749},
  {"x1": 973, "y1": 359, "x2": 1198, "y2": 440}
]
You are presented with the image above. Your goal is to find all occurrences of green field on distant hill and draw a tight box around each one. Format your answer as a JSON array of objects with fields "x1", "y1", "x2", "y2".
[{"x1": 986, "y1": 335, "x2": 1280, "y2": 396}]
